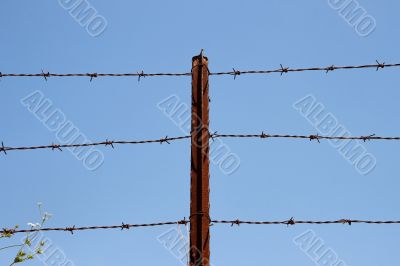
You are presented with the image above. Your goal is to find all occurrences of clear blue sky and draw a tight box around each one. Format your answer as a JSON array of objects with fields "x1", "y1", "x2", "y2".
[{"x1": 1, "y1": 1, "x2": 399, "y2": 265}]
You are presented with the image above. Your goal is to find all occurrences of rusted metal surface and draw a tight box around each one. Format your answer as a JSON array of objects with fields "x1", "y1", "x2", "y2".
[{"x1": 190, "y1": 51, "x2": 210, "y2": 266}]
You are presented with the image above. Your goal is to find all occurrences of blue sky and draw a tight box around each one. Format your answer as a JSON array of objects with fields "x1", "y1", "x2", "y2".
[{"x1": 1, "y1": 1, "x2": 399, "y2": 265}]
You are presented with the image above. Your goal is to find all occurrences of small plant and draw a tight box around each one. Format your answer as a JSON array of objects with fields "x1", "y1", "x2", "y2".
[{"x1": 1, "y1": 202, "x2": 52, "y2": 265}]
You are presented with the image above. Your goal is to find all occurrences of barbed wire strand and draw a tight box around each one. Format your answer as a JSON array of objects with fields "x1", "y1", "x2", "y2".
[
  {"x1": 211, "y1": 219, "x2": 400, "y2": 226},
  {"x1": 3, "y1": 218, "x2": 400, "y2": 235},
  {"x1": 211, "y1": 61, "x2": 400, "y2": 77},
  {"x1": 1, "y1": 61, "x2": 398, "y2": 80},
  {"x1": 1, "y1": 220, "x2": 189, "y2": 235},
  {"x1": 211, "y1": 133, "x2": 400, "y2": 142},
  {"x1": 2, "y1": 133, "x2": 399, "y2": 154},
  {"x1": 0, "y1": 72, "x2": 191, "y2": 80},
  {"x1": 0, "y1": 135, "x2": 191, "y2": 153}
]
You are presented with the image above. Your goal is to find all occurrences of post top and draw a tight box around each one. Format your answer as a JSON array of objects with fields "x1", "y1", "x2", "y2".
[{"x1": 192, "y1": 49, "x2": 208, "y2": 62}]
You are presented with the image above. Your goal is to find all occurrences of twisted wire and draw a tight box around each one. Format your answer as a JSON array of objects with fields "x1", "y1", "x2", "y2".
[{"x1": 1, "y1": 61, "x2": 398, "y2": 81}]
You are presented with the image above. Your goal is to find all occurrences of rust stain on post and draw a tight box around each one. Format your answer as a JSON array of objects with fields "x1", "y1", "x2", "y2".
[{"x1": 190, "y1": 51, "x2": 210, "y2": 266}]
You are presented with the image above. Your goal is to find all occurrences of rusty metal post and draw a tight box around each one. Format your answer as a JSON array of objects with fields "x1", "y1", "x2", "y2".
[{"x1": 190, "y1": 50, "x2": 210, "y2": 266}]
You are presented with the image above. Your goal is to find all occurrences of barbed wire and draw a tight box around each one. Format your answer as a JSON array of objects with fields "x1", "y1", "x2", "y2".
[
  {"x1": 1, "y1": 133, "x2": 399, "y2": 154},
  {"x1": 0, "y1": 71, "x2": 191, "y2": 82},
  {"x1": 0, "y1": 136, "x2": 190, "y2": 154},
  {"x1": 211, "y1": 61, "x2": 400, "y2": 78},
  {"x1": 1, "y1": 61, "x2": 398, "y2": 81},
  {"x1": 211, "y1": 133, "x2": 400, "y2": 142},
  {"x1": 211, "y1": 219, "x2": 400, "y2": 226},
  {"x1": 1, "y1": 220, "x2": 189, "y2": 235},
  {"x1": 3, "y1": 218, "x2": 400, "y2": 235}
]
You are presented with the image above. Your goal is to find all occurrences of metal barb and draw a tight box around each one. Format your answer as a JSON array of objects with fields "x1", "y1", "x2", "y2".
[
  {"x1": 179, "y1": 218, "x2": 189, "y2": 226},
  {"x1": 286, "y1": 217, "x2": 295, "y2": 227},
  {"x1": 309, "y1": 134, "x2": 320, "y2": 143},
  {"x1": 232, "y1": 68, "x2": 241, "y2": 80},
  {"x1": 231, "y1": 219, "x2": 240, "y2": 227},
  {"x1": 280, "y1": 64, "x2": 289, "y2": 76},
  {"x1": 0, "y1": 142, "x2": 7, "y2": 155},
  {"x1": 105, "y1": 139, "x2": 114, "y2": 148},
  {"x1": 121, "y1": 222, "x2": 130, "y2": 230},
  {"x1": 209, "y1": 131, "x2": 218, "y2": 141},
  {"x1": 376, "y1": 60, "x2": 385, "y2": 71},
  {"x1": 41, "y1": 69, "x2": 50, "y2": 81},
  {"x1": 66, "y1": 226, "x2": 75, "y2": 234},
  {"x1": 51, "y1": 143, "x2": 62, "y2": 151},
  {"x1": 326, "y1": 65, "x2": 335, "y2": 74},
  {"x1": 1, "y1": 228, "x2": 14, "y2": 236},
  {"x1": 361, "y1": 134, "x2": 376, "y2": 142},
  {"x1": 340, "y1": 219, "x2": 352, "y2": 226},
  {"x1": 260, "y1": 131, "x2": 269, "y2": 139},
  {"x1": 90, "y1": 73, "x2": 98, "y2": 82},
  {"x1": 137, "y1": 70, "x2": 145, "y2": 82},
  {"x1": 160, "y1": 136, "x2": 170, "y2": 144}
]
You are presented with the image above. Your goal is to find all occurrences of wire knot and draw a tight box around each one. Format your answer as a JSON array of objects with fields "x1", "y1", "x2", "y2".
[
  {"x1": 1, "y1": 228, "x2": 15, "y2": 237},
  {"x1": 209, "y1": 131, "x2": 218, "y2": 141},
  {"x1": 121, "y1": 222, "x2": 130, "y2": 230},
  {"x1": 160, "y1": 136, "x2": 170, "y2": 144},
  {"x1": 280, "y1": 64, "x2": 289, "y2": 75},
  {"x1": 66, "y1": 226, "x2": 75, "y2": 234},
  {"x1": 104, "y1": 139, "x2": 114, "y2": 148},
  {"x1": 376, "y1": 60, "x2": 385, "y2": 71},
  {"x1": 309, "y1": 134, "x2": 320, "y2": 143},
  {"x1": 361, "y1": 134, "x2": 375, "y2": 142},
  {"x1": 137, "y1": 70, "x2": 145, "y2": 82},
  {"x1": 231, "y1": 219, "x2": 241, "y2": 227},
  {"x1": 90, "y1": 73, "x2": 98, "y2": 82},
  {"x1": 179, "y1": 218, "x2": 189, "y2": 226},
  {"x1": 232, "y1": 68, "x2": 241, "y2": 80},
  {"x1": 286, "y1": 217, "x2": 295, "y2": 226},
  {"x1": 260, "y1": 131, "x2": 269, "y2": 138},
  {"x1": 326, "y1": 65, "x2": 335, "y2": 73},
  {"x1": 0, "y1": 142, "x2": 7, "y2": 155},
  {"x1": 340, "y1": 219, "x2": 352, "y2": 226},
  {"x1": 51, "y1": 143, "x2": 62, "y2": 151},
  {"x1": 41, "y1": 69, "x2": 50, "y2": 81}
]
